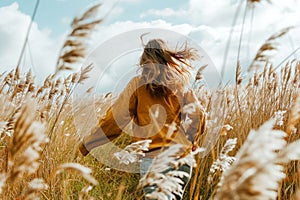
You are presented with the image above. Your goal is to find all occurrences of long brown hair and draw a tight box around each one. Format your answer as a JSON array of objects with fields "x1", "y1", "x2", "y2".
[{"x1": 139, "y1": 38, "x2": 199, "y2": 97}]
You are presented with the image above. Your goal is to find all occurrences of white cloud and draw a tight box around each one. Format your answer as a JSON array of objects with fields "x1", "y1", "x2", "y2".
[
  {"x1": 48, "y1": 0, "x2": 300, "y2": 88},
  {"x1": 85, "y1": 0, "x2": 300, "y2": 91},
  {"x1": 90, "y1": 20, "x2": 170, "y2": 44},
  {"x1": 74, "y1": 19, "x2": 225, "y2": 93},
  {"x1": 0, "y1": 3, "x2": 62, "y2": 82},
  {"x1": 140, "y1": 8, "x2": 187, "y2": 18},
  {"x1": 188, "y1": 0, "x2": 238, "y2": 27},
  {"x1": 137, "y1": 0, "x2": 300, "y2": 75},
  {"x1": 1, "y1": 0, "x2": 300, "y2": 91}
]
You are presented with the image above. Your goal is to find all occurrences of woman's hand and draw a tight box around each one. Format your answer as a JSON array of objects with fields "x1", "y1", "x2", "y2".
[{"x1": 78, "y1": 142, "x2": 89, "y2": 156}]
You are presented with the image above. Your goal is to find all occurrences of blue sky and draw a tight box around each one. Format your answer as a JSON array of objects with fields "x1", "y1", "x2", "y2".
[
  {"x1": 0, "y1": 0, "x2": 300, "y2": 92},
  {"x1": 0, "y1": 0, "x2": 187, "y2": 37}
]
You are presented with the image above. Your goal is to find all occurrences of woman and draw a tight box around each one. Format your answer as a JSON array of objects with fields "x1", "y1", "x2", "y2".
[{"x1": 79, "y1": 38, "x2": 206, "y2": 199}]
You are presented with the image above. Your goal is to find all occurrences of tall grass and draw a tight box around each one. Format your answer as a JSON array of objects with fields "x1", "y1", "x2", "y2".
[
  {"x1": 189, "y1": 61, "x2": 300, "y2": 200},
  {"x1": 0, "y1": 55, "x2": 298, "y2": 200},
  {"x1": 0, "y1": 1, "x2": 300, "y2": 200}
]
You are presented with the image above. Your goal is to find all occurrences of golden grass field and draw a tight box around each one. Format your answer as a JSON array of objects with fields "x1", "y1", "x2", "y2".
[{"x1": 0, "y1": 2, "x2": 300, "y2": 200}]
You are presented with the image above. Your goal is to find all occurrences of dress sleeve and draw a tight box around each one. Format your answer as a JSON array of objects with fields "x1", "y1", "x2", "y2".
[
  {"x1": 82, "y1": 77, "x2": 138, "y2": 152},
  {"x1": 182, "y1": 89, "x2": 206, "y2": 144}
]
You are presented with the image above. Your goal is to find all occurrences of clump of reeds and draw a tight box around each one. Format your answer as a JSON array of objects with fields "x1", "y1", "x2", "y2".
[
  {"x1": 55, "y1": 4, "x2": 102, "y2": 73},
  {"x1": 214, "y1": 119, "x2": 300, "y2": 200},
  {"x1": 207, "y1": 138, "x2": 237, "y2": 184},
  {"x1": 0, "y1": 99, "x2": 48, "y2": 198}
]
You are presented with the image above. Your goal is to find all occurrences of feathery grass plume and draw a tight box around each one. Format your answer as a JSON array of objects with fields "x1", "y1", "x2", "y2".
[
  {"x1": 28, "y1": 178, "x2": 49, "y2": 191},
  {"x1": 10, "y1": 80, "x2": 26, "y2": 101},
  {"x1": 86, "y1": 86, "x2": 94, "y2": 94},
  {"x1": 248, "y1": 27, "x2": 293, "y2": 72},
  {"x1": 78, "y1": 63, "x2": 93, "y2": 84},
  {"x1": 193, "y1": 64, "x2": 207, "y2": 93},
  {"x1": 208, "y1": 138, "x2": 237, "y2": 183},
  {"x1": 114, "y1": 140, "x2": 152, "y2": 165},
  {"x1": 215, "y1": 119, "x2": 287, "y2": 200},
  {"x1": 55, "y1": 4, "x2": 102, "y2": 73},
  {"x1": 35, "y1": 74, "x2": 53, "y2": 98},
  {"x1": 292, "y1": 61, "x2": 300, "y2": 86},
  {"x1": 47, "y1": 64, "x2": 93, "y2": 140},
  {"x1": 220, "y1": 124, "x2": 233, "y2": 136},
  {"x1": 274, "y1": 110, "x2": 286, "y2": 127},
  {"x1": 1, "y1": 70, "x2": 13, "y2": 93},
  {"x1": 0, "y1": 99, "x2": 49, "y2": 198},
  {"x1": 194, "y1": 64, "x2": 207, "y2": 82},
  {"x1": 23, "y1": 178, "x2": 49, "y2": 200},
  {"x1": 286, "y1": 94, "x2": 300, "y2": 135},
  {"x1": 13, "y1": 65, "x2": 20, "y2": 82},
  {"x1": 78, "y1": 185, "x2": 94, "y2": 200},
  {"x1": 234, "y1": 61, "x2": 243, "y2": 119},
  {"x1": 6, "y1": 100, "x2": 48, "y2": 183},
  {"x1": 139, "y1": 144, "x2": 196, "y2": 200},
  {"x1": 188, "y1": 87, "x2": 227, "y2": 198},
  {"x1": 0, "y1": 107, "x2": 20, "y2": 139},
  {"x1": 56, "y1": 163, "x2": 98, "y2": 185},
  {"x1": 276, "y1": 140, "x2": 300, "y2": 163},
  {"x1": 235, "y1": 61, "x2": 243, "y2": 85},
  {"x1": 196, "y1": 64, "x2": 207, "y2": 80},
  {"x1": 173, "y1": 147, "x2": 205, "y2": 169}
]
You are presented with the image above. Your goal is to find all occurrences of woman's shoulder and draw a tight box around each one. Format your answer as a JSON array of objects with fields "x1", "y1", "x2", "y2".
[
  {"x1": 126, "y1": 76, "x2": 140, "y2": 87},
  {"x1": 124, "y1": 76, "x2": 143, "y2": 93}
]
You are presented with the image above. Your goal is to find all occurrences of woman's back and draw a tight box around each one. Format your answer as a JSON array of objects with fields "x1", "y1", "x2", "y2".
[
  {"x1": 79, "y1": 38, "x2": 206, "y2": 200},
  {"x1": 80, "y1": 38, "x2": 206, "y2": 157},
  {"x1": 127, "y1": 76, "x2": 205, "y2": 157}
]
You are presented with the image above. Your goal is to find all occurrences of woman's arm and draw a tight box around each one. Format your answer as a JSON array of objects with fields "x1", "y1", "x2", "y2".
[{"x1": 79, "y1": 77, "x2": 138, "y2": 155}]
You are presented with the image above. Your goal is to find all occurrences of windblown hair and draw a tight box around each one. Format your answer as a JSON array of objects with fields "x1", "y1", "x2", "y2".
[{"x1": 139, "y1": 38, "x2": 199, "y2": 97}]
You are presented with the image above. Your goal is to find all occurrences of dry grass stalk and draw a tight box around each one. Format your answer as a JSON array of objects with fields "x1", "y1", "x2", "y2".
[
  {"x1": 0, "y1": 6, "x2": 298, "y2": 197},
  {"x1": 7, "y1": 100, "x2": 48, "y2": 182},
  {"x1": 214, "y1": 119, "x2": 300, "y2": 200},
  {"x1": 23, "y1": 178, "x2": 49, "y2": 200},
  {"x1": 248, "y1": 27, "x2": 293, "y2": 72},
  {"x1": 286, "y1": 94, "x2": 300, "y2": 136},
  {"x1": 193, "y1": 64, "x2": 208, "y2": 94},
  {"x1": 46, "y1": 64, "x2": 93, "y2": 141},
  {"x1": 235, "y1": 61, "x2": 243, "y2": 85},
  {"x1": 207, "y1": 138, "x2": 237, "y2": 183},
  {"x1": 220, "y1": 124, "x2": 233, "y2": 136},
  {"x1": 0, "y1": 107, "x2": 20, "y2": 139},
  {"x1": 190, "y1": 59, "x2": 298, "y2": 198},
  {"x1": 78, "y1": 185, "x2": 94, "y2": 200},
  {"x1": 55, "y1": 4, "x2": 102, "y2": 73},
  {"x1": 195, "y1": 64, "x2": 208, "y2": 82},
  {"x1": 55, "y1": 163, "x2": 98, "y2": 186},
  {"x1": 78, "y1": 63, "x2": 93, "y2": 84},
  {"x1": 0, "y1": 99, "x2": 49, "y2": 199}
]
